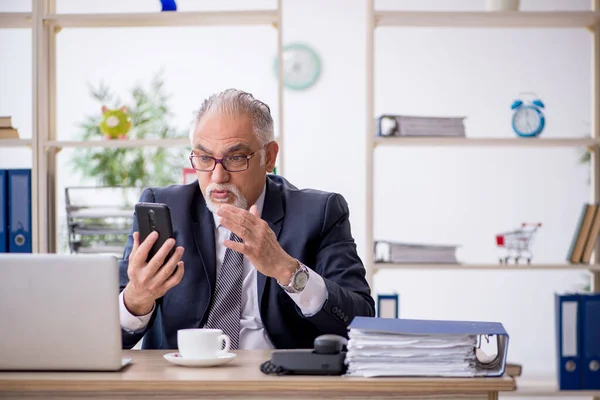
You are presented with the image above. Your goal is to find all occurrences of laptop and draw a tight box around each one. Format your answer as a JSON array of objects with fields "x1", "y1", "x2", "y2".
[{"x1": 0, "y1": 253, "x2": 132, "y2": 371}]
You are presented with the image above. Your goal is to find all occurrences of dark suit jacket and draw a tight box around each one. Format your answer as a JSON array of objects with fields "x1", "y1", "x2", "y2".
[{"x1": 119, "y1": 175, "x2": 375, "y2": 350}]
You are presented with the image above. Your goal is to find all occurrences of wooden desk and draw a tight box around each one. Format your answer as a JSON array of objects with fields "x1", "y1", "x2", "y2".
[{"x1": 0, "y1": 350, "x2": 515, "y2": 400}]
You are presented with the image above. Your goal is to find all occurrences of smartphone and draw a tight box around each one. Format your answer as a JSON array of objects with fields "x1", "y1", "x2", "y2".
[{"x1": 135, "y1": 202, "x2": 176, "y2": 263}]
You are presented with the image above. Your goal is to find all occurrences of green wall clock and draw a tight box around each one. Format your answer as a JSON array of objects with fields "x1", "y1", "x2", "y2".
[{"x1": 274, "y1": 43, "x2": 321, "y2": 91}]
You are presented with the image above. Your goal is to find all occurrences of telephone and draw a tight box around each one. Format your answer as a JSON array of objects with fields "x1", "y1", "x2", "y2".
[{"x1": 260, "y1": 334, "x2": 348, "y2": 376}]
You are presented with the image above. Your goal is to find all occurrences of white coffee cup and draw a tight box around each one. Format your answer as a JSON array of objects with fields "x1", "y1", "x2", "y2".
[{"x1": 177, "y1": 329, "x2": 231, "y2": 359}]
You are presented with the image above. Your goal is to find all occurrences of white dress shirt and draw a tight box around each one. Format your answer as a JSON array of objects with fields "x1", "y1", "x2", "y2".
[{"x1": 119, "y1": 185, "x2": 329, "y2": 349}]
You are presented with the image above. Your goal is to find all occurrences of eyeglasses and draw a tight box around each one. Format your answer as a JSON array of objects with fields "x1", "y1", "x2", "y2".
[{"x1": 189, "y1": 150, "x2": 261, "y2": 172}]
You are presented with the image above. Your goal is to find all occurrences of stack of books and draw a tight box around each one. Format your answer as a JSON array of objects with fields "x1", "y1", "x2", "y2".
[
  {"x1": 377, "y1": 114, "x2": 466, "y2": 137},
  {"x1": 0, "y1": 116, "x2": 19, "y2": 139},
  {"x1": 345, "y1": 317, "x2": 509, "y2": 378},
  {"x1": 375, "y1": 240, "x2": 459, "y2": 264},
  {"x1": 567, "y1": 203, "x2": 600, "y2": 264}
]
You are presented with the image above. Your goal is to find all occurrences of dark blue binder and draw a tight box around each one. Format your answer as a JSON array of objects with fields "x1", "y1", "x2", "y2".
[
  {"x1": 349, "y1": 316, "x2": 509, "y2": 377},
  {"x1": 377, "y1": 294, "x2": 399, "y2": 318},
  {"x1": 581, "y1": 293, "x2": 600, "y2": 390},
  {"x1": 0, "y1": 169, "x2": 6, "y2": 253},
  {"x1": 7, "y1": 169, "x2": 32, "y2": 253},
  {"x1": 555, "y1": 293, "x2": 583, "y2": 390}
]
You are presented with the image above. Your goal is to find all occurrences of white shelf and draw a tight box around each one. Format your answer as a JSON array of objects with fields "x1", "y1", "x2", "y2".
[
  {"x1": 44, "y1": 10, "x2": 278, "y2": 29},
  {"x1": 44, "y1": 138, "x2": 190, "y2": 149},
  {"x1": 374, "y1": 137, "x2": 600, "y2": 148},
  {"x1": 0, "y1": 139, "x2": 33, "y2": 147},
  {"x1": 0, "y1": 13, "x2": 32, "y2": 28},
  {"x1": 374, "y1": 262, "x2": 600, "y2": 271},
  {"x1": 503, "y1": 376, "x2": 600, "y2": 397},
  {"x1": 375, "y1": 11, "x2": 600, "y2": 28}
]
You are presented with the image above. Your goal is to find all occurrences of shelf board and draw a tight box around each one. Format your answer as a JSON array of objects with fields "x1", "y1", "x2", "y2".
[
  {"x1": 0, "y1": 139, "x2": 33, "y2": 148},
  {"x1": 375, "y1": 11, "x2": 600, "y2": 28},
  {"x1": 44, "y1": 10, "x2": 278, "y2": 29},
  {"x1": 74, "y1": 245, "x2": 125, "y2": 254},
  {"x1": 0, "y1": 12, "x2": 32, "y2": 28},
  {"x1": 44, "y1": 138, "x2": 190, "y2": 149},
  {"x1": 374, "y1": 137, "x2": 600, "y2": 148},
  {"x1": 72, "y1": 227, "x2": 130, "y2": 235},
  {"x1": 69, "y1": 209, "x2": 132, "y2": 219},
  {"x1": 373, "y1": 262, "x2": 600, "y2": 271}
]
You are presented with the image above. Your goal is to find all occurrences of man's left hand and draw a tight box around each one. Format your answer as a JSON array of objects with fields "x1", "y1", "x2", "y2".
[{"x1": 217, "y1": 203, "x2": 297, "y2": 285}]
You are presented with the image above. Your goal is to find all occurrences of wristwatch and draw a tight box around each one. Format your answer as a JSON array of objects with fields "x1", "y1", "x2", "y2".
[{"x1": 278, "y1": 261, "x2": 309, "y2": 293}]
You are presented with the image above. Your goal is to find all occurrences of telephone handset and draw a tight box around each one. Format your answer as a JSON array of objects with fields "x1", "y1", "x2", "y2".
[{"x1": 260, "y1": 334, "x2": 348, "y2": 376}]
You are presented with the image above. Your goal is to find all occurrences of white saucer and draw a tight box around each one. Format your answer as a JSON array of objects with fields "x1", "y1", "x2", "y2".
[{"x1": 163, "y1": 352, "x2": 237, "y2": 367}]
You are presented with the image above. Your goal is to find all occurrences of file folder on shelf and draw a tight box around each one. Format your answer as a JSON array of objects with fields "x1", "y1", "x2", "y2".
[
  {"x1": 7, "y1": 169, "x2": 31, "y2": 253},
  {"x1": 555, "y1": 293, "x2": 600, "y2": 390},
  {"x1": 0, "y1": 169, "x2": 6, "y2": 253},
  {"x1": 555, "y1": 293, "x2": 582, "y2": 390},
  {"x1": 377, "y1": 294, "x2": 399, "y2": 318},
  {"x1": 581, "y1": 294, "x2": 600, "y2": 390},
  {"x1": 346, "y1": 317, "x2": 509, "y2": 378}
]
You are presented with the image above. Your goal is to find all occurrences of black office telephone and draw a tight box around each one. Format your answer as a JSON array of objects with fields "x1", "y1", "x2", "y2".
[{"x1": 260, "y1": 334, "x2": 348, "y2": 376}]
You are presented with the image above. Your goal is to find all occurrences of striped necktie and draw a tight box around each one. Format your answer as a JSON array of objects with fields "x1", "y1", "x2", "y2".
[{"x1": 204, "y1": 232, "x2": 244, "y2": 349}]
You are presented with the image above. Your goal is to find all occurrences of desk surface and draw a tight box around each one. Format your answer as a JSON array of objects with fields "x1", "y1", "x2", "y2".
[{"x1": 0, "y1": 350, "x2": 515, "y2": 399}]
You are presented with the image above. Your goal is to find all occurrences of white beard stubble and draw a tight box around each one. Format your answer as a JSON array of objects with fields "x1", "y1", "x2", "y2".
[{"x1": 205, "y1": 182, "x2": 248, "y2": 213}]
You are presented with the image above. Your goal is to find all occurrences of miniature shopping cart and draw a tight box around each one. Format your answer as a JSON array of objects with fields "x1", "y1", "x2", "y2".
[{"x1": 495, "y1": 223, "x2": 542, "y2": 264}]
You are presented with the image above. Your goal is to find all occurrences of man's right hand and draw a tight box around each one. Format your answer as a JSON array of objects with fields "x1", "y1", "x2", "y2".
[{"x1": 123, "y1": 231, "x2": 185, "y2": 316}]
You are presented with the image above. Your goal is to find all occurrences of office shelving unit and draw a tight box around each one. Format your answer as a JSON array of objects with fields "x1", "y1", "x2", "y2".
[
  {"x1": 365, "y1": 2, "x2": 600, "y2": 398},
  {"x1": 365, "y1": 2, "x2": 600, "y2": 290},
  {"x1": 0, "y1": 0, "x2": 285, "y2": 253}
]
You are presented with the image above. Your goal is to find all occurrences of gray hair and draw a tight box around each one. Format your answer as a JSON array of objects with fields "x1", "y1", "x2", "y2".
[{"x1": 189, "y1": 89, "x2": 274, "y2": 148}]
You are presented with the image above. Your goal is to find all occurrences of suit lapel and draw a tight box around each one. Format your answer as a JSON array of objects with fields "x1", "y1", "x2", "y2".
[
  {"x1": 191, "y1": 188, "x2": 217, "y2": 297},
  {"x1": 257, "y1": 176, "x2": 284, "y2": 304}
]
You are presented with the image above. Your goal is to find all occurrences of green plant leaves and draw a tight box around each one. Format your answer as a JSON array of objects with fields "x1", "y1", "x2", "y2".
[{"x1": 70, "y1": 70, "x2": 189, "y2": 189}]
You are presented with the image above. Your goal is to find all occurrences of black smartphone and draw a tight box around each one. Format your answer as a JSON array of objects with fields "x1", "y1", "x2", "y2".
[{"x1": 135, "y1": 202, "x2": 176, "y2": 263}]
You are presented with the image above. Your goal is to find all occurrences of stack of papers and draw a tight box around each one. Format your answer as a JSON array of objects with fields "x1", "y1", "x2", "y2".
[
  {"x1": 346, "y1": 331, "x2": 478, "y2": 377},
  {"x1": 377, "y1": 115, "x2": 466, "y2": 137},
  {"x1": 375, "y1": 241, "x2": 459, "y2": 264},
  {"x1": 345, "y1": 317, "x2": 509, "y2": 378}
]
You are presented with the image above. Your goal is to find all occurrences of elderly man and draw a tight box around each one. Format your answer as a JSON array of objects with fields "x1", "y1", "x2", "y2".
[{"x1": 119, "y1": 89, "x2": 375, "y2": 350}]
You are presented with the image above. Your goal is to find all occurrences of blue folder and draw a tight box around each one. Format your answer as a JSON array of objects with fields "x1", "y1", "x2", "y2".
[
  {"x1": 581, "y1": 294, "x2": 600, "y2": 390},
  {"x1": 7, "y1": 169, "x2": 32, "y2": 253},
  {"x1": 555, "y1": 293, "x2": 600, "y2": 390},
  {"x1": 0, "y1": 169, "x2": 6, "y2": 253},
  {"x1": 555, "y1": 293, "x2": 582, "y2": 390},
  {"x1": 349, "y1": 316, "x2": 509, "y2": 377}
]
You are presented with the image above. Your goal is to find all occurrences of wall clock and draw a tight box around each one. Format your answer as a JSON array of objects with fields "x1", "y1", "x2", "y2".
[{"x1": 274, "y1": 43, "x2": 321, "y2": 91}]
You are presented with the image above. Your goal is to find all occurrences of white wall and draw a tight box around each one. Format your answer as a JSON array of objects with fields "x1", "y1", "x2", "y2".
[{"x1": 0, "y1": 0, "x2": 595, "y2": 390}]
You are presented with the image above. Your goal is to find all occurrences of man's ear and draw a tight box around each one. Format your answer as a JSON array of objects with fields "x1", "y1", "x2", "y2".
[{"x1": 265, "y1": 141, "x2": 279, "y2": 173}]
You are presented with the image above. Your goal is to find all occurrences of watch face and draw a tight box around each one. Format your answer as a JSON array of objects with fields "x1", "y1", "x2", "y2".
[{"x1": 294, "y1": 271, "x2": 309, "y2": 289}]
